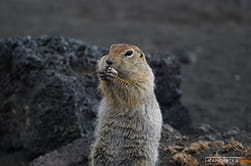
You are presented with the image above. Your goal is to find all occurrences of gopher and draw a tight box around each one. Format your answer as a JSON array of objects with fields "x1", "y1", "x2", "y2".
[{"x1": 90, "y1": 44, "x2": 163, "y2": 166}]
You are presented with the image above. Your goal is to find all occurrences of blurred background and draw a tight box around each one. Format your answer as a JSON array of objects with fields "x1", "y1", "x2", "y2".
[{"x1": 0, "y1": 0, "x2": 250, "y2": 133}]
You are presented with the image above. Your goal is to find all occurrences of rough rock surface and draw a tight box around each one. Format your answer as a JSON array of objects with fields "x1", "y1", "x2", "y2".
[
  {"x1": 29, "y1": 136, "x2": 90, "y2": 166},
  {"x1": 0, "y1": 36, "x2": 100, "y2": 154},
  {"x1": 0, "y1": 36, "x2": 190, "y2": 156}
]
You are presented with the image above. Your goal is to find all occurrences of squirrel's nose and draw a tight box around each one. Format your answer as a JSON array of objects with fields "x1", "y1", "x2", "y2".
[{"x1": 106, "y1": 58, "x2": 113, "y2": 65}]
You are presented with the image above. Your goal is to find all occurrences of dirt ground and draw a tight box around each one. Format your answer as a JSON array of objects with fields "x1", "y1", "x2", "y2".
[{"x1": 0, "y1": 0, "x2": 250, "y2": 138}]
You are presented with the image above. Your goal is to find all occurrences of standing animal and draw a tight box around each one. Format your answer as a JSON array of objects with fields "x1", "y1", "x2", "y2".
[{"x1": 90, "y1": 44, "x2": 163, "y2": 166}]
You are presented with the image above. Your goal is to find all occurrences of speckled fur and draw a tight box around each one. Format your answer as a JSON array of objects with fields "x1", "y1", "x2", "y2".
[{"x1": 90, "y1": 44, "x2": 163, "y2": 166}]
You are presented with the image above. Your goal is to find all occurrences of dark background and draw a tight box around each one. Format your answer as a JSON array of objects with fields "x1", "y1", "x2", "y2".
[{"x1": 0, "y1": 0, "x2": 250, "y2": 132}]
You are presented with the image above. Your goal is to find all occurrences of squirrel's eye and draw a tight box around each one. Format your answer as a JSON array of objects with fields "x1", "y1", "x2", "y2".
[{"x1": 125, "y1": 50, "x2": 133, "y2": 56}]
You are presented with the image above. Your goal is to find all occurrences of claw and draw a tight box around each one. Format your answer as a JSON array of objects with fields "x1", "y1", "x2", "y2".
[
  {"x1": 98, "y1": 67, "x2": 118, "y2": 81},
  {"x1": 107, "y1": 67, "x2": 118, "y2": 75}
]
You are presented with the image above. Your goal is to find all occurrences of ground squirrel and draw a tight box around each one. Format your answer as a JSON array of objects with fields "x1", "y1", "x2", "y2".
[{"x1": 90, "y1": 44, "x2": 163, "y2": 166}]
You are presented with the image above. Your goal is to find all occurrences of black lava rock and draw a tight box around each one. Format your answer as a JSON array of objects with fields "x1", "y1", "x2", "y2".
[{"x1": 29, "y1": 136, "x2": 90, "y2": 166}]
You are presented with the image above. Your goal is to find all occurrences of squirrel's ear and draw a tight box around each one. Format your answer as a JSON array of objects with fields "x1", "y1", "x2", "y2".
[{"x1": 140, "y1": 51, "x2": 144, "y2": 58}]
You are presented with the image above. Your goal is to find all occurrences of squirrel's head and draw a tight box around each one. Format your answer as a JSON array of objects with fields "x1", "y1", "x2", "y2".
[{"x1": 102, "y1": 43, "x2": 151, "y2": 80}]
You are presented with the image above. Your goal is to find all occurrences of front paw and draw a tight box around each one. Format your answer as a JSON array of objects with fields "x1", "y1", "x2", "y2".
[{"x1": 98, "y1": 67, "x2": 118, "y2": 81}]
